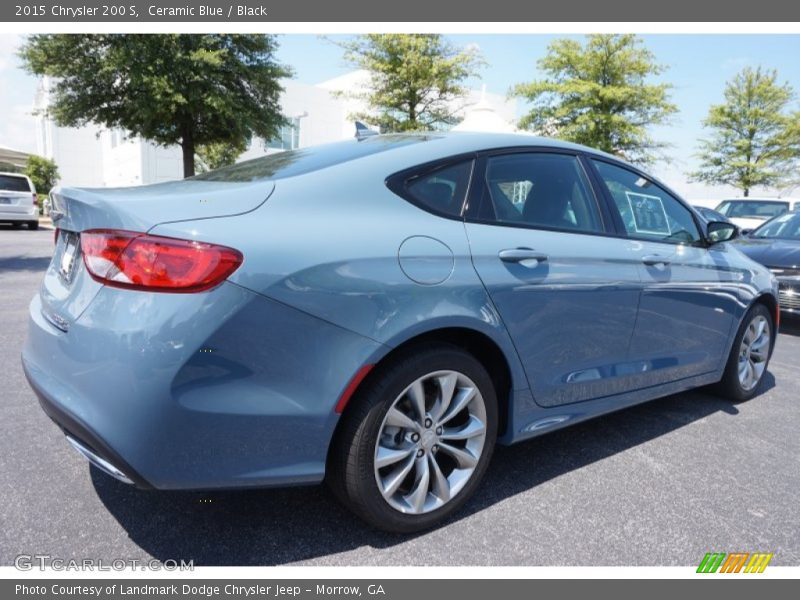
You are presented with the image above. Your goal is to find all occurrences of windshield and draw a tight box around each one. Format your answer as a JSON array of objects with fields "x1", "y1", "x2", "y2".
[
  {"x1": 192, "y1": 135, "x2": 436, "y2": 182},
  {"x1": 0, "y1": 175, "x2": 32, "y2": 192},
  {"x1": 715, "y1": 200, "x2": 788, "y2": 219},
  {"x1": 752, "y1": 212, "x2": 800, "y2": 240}
]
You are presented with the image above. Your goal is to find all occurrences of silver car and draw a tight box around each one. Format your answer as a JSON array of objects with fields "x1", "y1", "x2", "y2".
[{"x1": 0, "y1": 172, "x2": 39, "y2": 229}]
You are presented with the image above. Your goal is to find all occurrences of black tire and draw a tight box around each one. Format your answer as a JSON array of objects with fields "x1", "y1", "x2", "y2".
[
  {"x1": 714, "y1": 303, "x2": 773, "y2": 402},
  {"x1": 11, "y1": 222, "x2": 22, "y2": 229},
  {"x1": 328, "y1": 343, "x2": 498, "y2": 533},
  {"x1": 27, "y1": 221, "x2": 39, "y2": 230}
]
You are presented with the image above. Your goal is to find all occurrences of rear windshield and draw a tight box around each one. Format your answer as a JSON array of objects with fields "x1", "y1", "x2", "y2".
[
  {"x1": 192, "y1": 135, "x2": 437, "y2": 183},
  {"x1": 715, "y1": 200, "x2": 788, "y2": 219},
  {"x1": 0, "y1": 175, "x2": 32, "y2": 192}
]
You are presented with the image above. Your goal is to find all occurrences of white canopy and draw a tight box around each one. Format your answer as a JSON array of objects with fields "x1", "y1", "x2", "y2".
[
  {"x1": 453, "y1": 87, "x2": 517, "y2": 134},
  {"x1": 0, "y1": 145, "x2": 31, "y2": 169}
]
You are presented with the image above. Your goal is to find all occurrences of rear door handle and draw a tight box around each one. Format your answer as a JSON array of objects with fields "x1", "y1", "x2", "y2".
[
  {"x1": 641, "y1": 254, "x2": 671, "y2": 267},
  {"x1": 498, "y1": 248, "x2": 549, "y2": 265}
]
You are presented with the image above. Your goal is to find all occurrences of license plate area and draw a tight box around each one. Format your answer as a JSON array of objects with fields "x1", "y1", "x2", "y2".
[{"x1": 59, "y1": 231, "x2": 80, "y2": 284}]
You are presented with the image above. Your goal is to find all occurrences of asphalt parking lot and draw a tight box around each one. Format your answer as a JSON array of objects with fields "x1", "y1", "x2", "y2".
[{"x1": 1, "y1": 224, "x2": 799, "y2": 567}]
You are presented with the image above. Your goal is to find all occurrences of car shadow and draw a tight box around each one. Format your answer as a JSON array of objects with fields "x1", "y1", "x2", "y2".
[
  {"x1": 0, "y1": 255, "x2": 52, "y2": 272},
  {"x1": 91, "y1": 377, "x2": 774, "y2": 566},
  {"x1": 779, "y1": 314, "x2": 800, "y2": 336}
]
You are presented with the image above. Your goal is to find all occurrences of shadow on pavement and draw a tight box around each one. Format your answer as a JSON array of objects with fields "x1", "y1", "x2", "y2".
[
  {"x1": 0, "y1": 255, "x2": 52, "y2": 273},
  {"x1": 91, "y1": 378, "x2": 773, "y2": 566},
  {"x1": 779, "y1": 313, "x2": 800, "y2": 337}
]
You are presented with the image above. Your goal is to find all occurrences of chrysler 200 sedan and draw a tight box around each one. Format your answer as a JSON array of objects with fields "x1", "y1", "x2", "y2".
[{"x1": 23, "y1": 133, "x2": 778, "y2": 532}]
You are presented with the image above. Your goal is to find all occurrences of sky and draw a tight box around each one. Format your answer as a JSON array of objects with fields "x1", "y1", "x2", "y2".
[{"x1": 2, "y1": 33, "x2": 800, "y2": 199}]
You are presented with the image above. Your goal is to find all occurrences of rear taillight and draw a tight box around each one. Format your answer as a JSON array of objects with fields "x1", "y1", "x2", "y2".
[{"x1": 80, "y1": 229, "x2": 243, "y2": 293}]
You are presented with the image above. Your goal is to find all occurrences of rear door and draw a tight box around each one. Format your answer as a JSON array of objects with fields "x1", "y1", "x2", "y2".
[
  {"x1": 464, "y1": 150, "x2": 644, "y2": 407},
  {"x1": 589, "y1": 158, "x2": 738, "y2": 384}
]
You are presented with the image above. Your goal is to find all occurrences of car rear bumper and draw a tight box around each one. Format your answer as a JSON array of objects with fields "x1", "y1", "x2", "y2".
[
  {"x1": 22, "y1": 282, "x2": 385, "y2": 490},
  {"x1": 0, "y1": 206, "x2": 38, "y2": 221}
]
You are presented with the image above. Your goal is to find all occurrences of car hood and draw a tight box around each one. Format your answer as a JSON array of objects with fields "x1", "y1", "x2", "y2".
[{"x1": 733, "y1": 237, "x2": 800, "y2": 268}]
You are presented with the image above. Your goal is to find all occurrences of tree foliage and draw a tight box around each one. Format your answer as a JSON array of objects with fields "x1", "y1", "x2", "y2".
[
  {"x1": 511, "y1": 34, "x2": 676, "y2": 165},
  {"x1": 337, "y1": 34, "x2": 483, "y2": 132},
  {"x1": 19, "y1": 34, "x2": 292, "y2": 177},
  {"x1": 690, "y1": 67, "x2": 800, "y2": 196},
  {"x1": 196, "y1": 139, "x2": 249, "y2": 173},
  {"x1": 24, "y1": 155, "x2": 59, "y2": 195}
]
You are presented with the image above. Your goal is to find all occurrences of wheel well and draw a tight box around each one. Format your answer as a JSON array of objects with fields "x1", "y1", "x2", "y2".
[
  {"x1": 753, "y1": 293, "x2": 779, "y2": 351},
  {"x1": 338, "y1": 327, "x2": 513, "y2": 439}
]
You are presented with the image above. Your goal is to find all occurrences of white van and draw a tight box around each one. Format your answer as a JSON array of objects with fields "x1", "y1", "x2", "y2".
[{"x1": 0, "y1": 172, "x2": 38, "y2": 230}]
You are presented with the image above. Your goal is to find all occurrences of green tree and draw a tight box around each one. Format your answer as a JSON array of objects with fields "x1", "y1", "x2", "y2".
[
  {"x1": 24, "y1": 155, "x2": 59, "y2": 194},
  {"x1": 20, "y1": 34, "x2": 292, "y2": 178},
  {"x1": 511, "y1": 34, "x2": 676, "y2": 165},
  {"x1": 690, "y1": 67, "x2": 800, "y2": 196},
  {"x1": 337, "y1": 34, "x2": 483, "y2": 132},
  {"x1": 195, "y1": 139, "x2": 249, "y2": 173}
]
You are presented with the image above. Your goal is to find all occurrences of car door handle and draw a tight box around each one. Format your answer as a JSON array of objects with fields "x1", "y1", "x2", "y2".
[
  {"x1": 641, "y1": 254, "x2": 671, "y2": 267},
  {"x1": 498, "y1": 248, "x2": 549, "y2": 264}
]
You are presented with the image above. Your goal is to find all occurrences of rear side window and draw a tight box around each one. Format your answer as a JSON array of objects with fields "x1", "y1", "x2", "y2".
[
  {"x1": 402, "y1": 161, "x2": 473, "y2": 217},
  {"x1": 0, "y1": 175, "x2": 32, "y2": 192},
  {"x1": 477, "y1": 153, "x2": 602, "y2": 233}
]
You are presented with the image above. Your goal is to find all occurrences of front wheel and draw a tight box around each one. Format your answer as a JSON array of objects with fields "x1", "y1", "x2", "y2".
[
  {"x1": 27, "y1": 221, "x2": 39, "y2": 230},
  {"x1": 328, "y1": 344, "x2": 497, "y2": 533},
  {"x1": 715, "y1": 303, "x2": 773, "y2": 401}
]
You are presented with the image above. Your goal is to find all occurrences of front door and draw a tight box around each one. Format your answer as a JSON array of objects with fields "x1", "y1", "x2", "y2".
[{"x1": 589, "y1": 158, "x2": 737, "y2": 386}]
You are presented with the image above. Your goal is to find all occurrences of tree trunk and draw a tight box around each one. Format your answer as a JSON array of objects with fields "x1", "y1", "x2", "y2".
[
  {"x1": 181, "y1": 128, "x2": 195, "y2": 178},
  {"x1": 743, "y1": 188, "x2": 749, "y2": 197}
]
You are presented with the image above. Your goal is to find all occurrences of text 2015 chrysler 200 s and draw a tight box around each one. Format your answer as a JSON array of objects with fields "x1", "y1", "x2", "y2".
[{"x1": 23, "y1": 133, "x2": 778, "y2": 532}]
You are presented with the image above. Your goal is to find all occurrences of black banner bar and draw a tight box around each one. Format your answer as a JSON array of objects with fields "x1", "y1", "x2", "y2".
[
  {"x1": 4, "y1": 579, "x2": 798, "y2": 600},
  {"x1": 3, "y1": 0, "x2": 800, "y2": 23}
]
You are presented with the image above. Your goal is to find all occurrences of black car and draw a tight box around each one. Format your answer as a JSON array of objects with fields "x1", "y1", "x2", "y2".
[
  {"x1": 693, "y1": 205, "x2": 733, "y2": 224},
  {"x1": 734, "y1": 211, "x2": 800, "y2": 315}
]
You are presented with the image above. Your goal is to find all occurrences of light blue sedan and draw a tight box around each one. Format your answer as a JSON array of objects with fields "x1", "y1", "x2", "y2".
[{"x1": 23, "y1": 133, "x2": 779, "y2": 532}]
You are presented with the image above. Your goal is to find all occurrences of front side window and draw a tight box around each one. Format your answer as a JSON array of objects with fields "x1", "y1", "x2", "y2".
[
  {"x1": 477, "y1": 153, "x2": 602, "y2": 232},
  {"x1": 592, "y1": 160, "x2": 701, "y2": 245}
]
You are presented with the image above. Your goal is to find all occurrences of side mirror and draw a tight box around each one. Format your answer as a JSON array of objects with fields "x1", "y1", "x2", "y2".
[{"x1": 706, "y1": 220, "x2": 738, "y2": 244}]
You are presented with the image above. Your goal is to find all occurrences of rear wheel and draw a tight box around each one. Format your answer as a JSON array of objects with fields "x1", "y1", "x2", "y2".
[
  {"x1": 12, "y1": 222, "x2": 22, "y2": 229},
  {"x1": 715, "y1": 303, "x2": 773, "y2": 401},
  {"x1": 328, "y1": 344, "x2": 497, "y2": 533},
  {"x1": 27, "y1": 221, "x2": 39, "y2": 230}
]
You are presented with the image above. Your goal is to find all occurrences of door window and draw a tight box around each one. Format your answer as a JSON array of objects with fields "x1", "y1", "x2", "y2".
[{"x1": 477, "y1": 153, "x2": 603, "y2": 233}]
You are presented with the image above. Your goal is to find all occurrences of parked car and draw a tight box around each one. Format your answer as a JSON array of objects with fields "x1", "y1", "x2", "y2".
[
  {"x1": 23, "y1": 133, "x2": 778, "y2": 532},
  {"x1": 733, "y1": 210, "x2": 800, "y2": 316},
  {"x1": 714, "y1": 198, "x2": 792, "y2": 232},
  {"x1": 693, "y1": 205, "x2": 732, "y2": 224},
  {"x1": 0, "y1": 172, "x2": 38, "y2": 229}
]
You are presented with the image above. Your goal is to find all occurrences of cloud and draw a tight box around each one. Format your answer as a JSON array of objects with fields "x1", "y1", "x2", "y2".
[{"x1": 0, "y1": 34, "x2": 25, "y2": 72}]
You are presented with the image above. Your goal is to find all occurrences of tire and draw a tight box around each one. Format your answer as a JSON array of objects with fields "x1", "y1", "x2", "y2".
[
  {"x1": 11, "y1": 222, "x2": 22, "y2": 229},
  {"x1": 714, "y1": 303, "x2": 773, "y2": 402},
  {"x1": 328, "y1": 343, "x2": 498, "y2": 533},
  {"x1": 28, "y1": 221, "x2": 39, "y2": 230}
]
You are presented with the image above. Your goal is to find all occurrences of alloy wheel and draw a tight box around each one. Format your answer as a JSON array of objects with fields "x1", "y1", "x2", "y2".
[
  {"x1": 737, "y1": 314, "x2": 770, "y2": 391},
  {"x1": 373, "y1": 370, "x2": 488, "y2": 515}
]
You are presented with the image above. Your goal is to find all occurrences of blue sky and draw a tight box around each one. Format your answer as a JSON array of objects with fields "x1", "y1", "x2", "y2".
[{"x1": 2, "y1": 34, "x2": 800, "y2": 198}]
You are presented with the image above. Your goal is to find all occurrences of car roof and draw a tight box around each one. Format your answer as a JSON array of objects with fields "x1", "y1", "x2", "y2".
[
  {"x1": 717, "y1": 197, "x2": 792, "y2": 202},
  {"x1": 0, "y1": 172, "x2": 30, "y2": 178}
]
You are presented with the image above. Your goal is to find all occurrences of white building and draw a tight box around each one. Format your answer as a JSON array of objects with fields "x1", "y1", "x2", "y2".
[{"x1": 35, "y1": 72, "x2": 517, "y2": 188}]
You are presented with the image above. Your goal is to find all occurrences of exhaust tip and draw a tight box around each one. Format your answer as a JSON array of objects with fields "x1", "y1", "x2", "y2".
[{"x1": 65, "y1": 435, "x2": 134, "y2": 485}]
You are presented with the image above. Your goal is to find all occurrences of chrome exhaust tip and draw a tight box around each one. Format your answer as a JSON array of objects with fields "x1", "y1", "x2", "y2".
[{"x1": 65, "y1": 436, "x2": 134, "y2": 485}]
